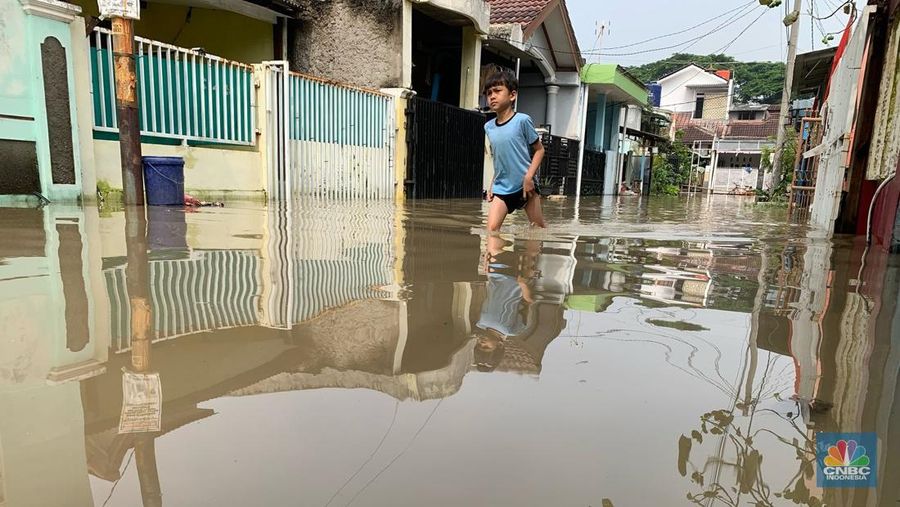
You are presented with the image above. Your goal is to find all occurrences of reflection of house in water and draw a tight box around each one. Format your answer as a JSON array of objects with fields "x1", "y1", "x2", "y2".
[
  {"x1": 752, "y1": 235, "x2": 900, "y2": 506},
  {"x1": 0, "y1": 208, "x2": 108, "y2": 506},
  {"x1": 566, "y1": 238, "x2": 759, "y2": 312},
  {"x1": 13, "y1": 201, "x2": 887, "y2": 506}
]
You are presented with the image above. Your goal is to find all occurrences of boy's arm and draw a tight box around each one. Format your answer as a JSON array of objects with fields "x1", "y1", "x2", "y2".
[{"x1": 523, "y1": 140, "x2": 545, "y2": 195}]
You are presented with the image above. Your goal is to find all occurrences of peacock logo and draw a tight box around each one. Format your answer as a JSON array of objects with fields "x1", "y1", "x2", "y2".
[
  {"x1": 824, "y1": 440, "x2": 870, "y2": 467},
  {"x1": 817, "y1": 433, "x2": 876, "y2": 487}
]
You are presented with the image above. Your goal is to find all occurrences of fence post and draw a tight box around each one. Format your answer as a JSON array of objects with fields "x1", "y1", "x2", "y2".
[
  {"x1": 252, "y1": 64, "x2": 268, "y2": 198},
  {"x1": 380, "y1": 88, "x2": 414, "y2": 203}
]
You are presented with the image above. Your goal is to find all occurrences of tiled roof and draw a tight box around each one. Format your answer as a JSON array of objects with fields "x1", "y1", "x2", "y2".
[
  {"x1": 673, "y1": 113, "x2": 724, "y2": 143},
  {"x1": 725, "y1": 106, "x2": 780, "y2": 139},
  {"x1": 487, "y1": 0, "x2": 554, "y2": 26},
  {"x1": 672, "y1": 108, "x2": 782, "y2": 142}
]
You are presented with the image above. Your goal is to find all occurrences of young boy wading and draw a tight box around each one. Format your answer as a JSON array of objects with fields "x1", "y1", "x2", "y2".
[{"x1": 484, "y1": 70, "x2": 546, "y2": 231}]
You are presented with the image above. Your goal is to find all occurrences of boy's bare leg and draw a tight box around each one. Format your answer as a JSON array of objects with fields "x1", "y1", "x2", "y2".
[
  {"x1": 487, "y1": 197, "x2": 509, "y2": 232},
  {"x1": 523, "y1": 192, "x2": 546, "y2": 228}
]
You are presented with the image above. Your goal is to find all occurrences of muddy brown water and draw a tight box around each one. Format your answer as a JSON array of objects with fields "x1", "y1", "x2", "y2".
[{"x1": 0, "y1": 195, "x2": 897, "y2": 506}]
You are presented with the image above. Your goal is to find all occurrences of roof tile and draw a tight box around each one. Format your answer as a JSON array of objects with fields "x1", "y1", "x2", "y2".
[{"x1": 486, "y1": 0, "x2": 553, "y2": 26}]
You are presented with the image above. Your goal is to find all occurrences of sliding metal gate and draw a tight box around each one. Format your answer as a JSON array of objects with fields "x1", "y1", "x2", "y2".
[{"x1": 405, "y1": 97, "x2": 485, "y2": 199}]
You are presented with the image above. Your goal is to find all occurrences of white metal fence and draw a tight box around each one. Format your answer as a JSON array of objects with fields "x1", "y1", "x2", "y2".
[
  {"x1": 90, "y1": 28, "x2": 255, "y2": 145},
  {"x1": 265, "y1": 62, "x2": 396, "y2": 200},
  {"x1": 103, "y1": 202, "x2": 398, "y2": 349},
  {"x1": 262, "y1": 200, "x2": 396, "y2": 328},
  {"x1": 104, "y1": 250, "x2": 263, "y2": 351}
]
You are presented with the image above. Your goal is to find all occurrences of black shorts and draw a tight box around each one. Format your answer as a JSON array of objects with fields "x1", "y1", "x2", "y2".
[{"x1": 494, "y1": 181, "x2": 541, "y2": 213}]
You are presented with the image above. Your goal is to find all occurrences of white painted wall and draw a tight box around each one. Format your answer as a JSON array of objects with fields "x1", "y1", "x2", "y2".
[
  {"x1": 71, "y1": 17, "x2": 97, "y2": 201},
  {"x1": 93, "y1": 140, "x2": 265, "y2": 199},
  {"x1": 657, "y1": 65, "x2": 728, "y2": 114},
  {"x1": 810, "y1": 7, "x2": 874, "y2": 229},
  {"x1": 515, "y1": 72, "x2": 581, "y2": 139},
  {"x1": 527, "y1": 28, "x2": 557, "y2": 80},
  {"x1": 419, "y1": 0, "x2": 490, "y2": 34},
  {"x1": 622, "y1": 105, "x2": 642, "y2": 131},
  {"x1": 518, "y1": 72, "x2": 548, "y2": 128},
  {"x1": 554, "y1": 85, "x2": 581, "y2": 138}
]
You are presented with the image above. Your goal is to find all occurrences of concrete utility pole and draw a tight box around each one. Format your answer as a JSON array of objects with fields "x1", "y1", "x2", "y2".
[
  {"x1": 111, "y1": 16, "x2": 144, "y2": 205},
  {"x1": 768, "y1": 0, "x2": 803, "y2": 190}
]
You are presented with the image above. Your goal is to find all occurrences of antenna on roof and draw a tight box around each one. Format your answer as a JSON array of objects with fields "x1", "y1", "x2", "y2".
[{"x1": 590, "y1": 20, "x2": 609, "y2": 64}]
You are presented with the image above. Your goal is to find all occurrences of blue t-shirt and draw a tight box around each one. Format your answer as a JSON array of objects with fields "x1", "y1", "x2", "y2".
[
  {"x1": 485, "y1": 113, "x2": 540, "y2": 195},
  {"x1": 476, "y1": 272, "x2": 529, "y2": 337}
]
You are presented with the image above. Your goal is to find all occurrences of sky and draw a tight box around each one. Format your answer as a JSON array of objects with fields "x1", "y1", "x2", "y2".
[{"x1": 565, "y1": 0, "x2": 866, "y2": 66}]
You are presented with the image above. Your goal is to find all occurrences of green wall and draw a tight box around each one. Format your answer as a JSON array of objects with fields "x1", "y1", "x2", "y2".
[{"x1": 0, "y1": 1, "x2": 36, "y2": 140}]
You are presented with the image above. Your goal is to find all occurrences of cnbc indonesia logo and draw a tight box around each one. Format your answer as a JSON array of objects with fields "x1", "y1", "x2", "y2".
[{"x1": 817, "y1": 433, "x2": 877, "y2": 488}]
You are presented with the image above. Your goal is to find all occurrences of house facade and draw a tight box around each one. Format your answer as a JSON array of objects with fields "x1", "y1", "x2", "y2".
[
  {"x1": 482, "y1": 0, "x2": 583, "y2": 138},
  {"x1": 653, "y1": 63, "x2": 778, "y2": 194},
  {"x1": 656, "y1": 64, "x2": 734, "y2": 121},
  {"x1": 0, "y1": 0, "x2": 667, "y2": 204},
  {"x1": 288, "y1": 0, "x2": 490, "y2": 109},
  {"x1": 581, "y1": 64, "x2": 651, "y2": 195}
]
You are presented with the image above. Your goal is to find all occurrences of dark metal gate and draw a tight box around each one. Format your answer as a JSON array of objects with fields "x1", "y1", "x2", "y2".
[
  {"x1": 405, "y1": 97, "x2": 485, "y2": 199},
  {"x1": 580, "y1": 149, "x2": 606, "y2": 196},
  {"x1": 538, "y1": 134, "x2": 581, "y2": 195}
]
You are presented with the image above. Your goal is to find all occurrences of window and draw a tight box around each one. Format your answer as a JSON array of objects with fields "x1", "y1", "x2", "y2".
[
  {"x1": 693, "y1": 94, "x2": 705, "y2": 119},
  {"x1": 736, "y1": 111, "x2": 755, "y2": 120}
]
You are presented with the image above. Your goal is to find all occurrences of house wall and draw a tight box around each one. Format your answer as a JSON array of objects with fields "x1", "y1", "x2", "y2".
[
  {"x1": 0, "y1": 2, "x2": 32, "y2": 123},
  {"x1": 518, "y1": 71, "x2": 548, "y2": 128},
  {"x1": 586, "y1": 95, "x2": 635, "y2": 153},
  {"x1": 70, "y1": 1, "x2": 275, "y2": 64},
  {"x1": 811, "y1": 7, "x2": 874, "y2": 229},
  {"x1": 603, "y1": 103, "x2": 621, "y2": 151},
  {"x1": 658, "y1": 66, "x2": 728, "y2": 114},
  {"x1": 0, "y1": 1, "x2": 88, "y2": 202},
  {"x1": 623, "y1": 105, "x2": 642, "y2": 130},
  {"x1": 288, "y1": 0, "x2": 403, "y2": 89},
  {"x1": 553, "y1": 86, "x2": 580, "y2": 138},
  {"x1": 515, "y1": 72, "x2": 581, "y2": 139},
  {"x1": 0, "y1": 1, "x2": 40, "y2": 196},
  {"x1": 527, "y1": 27, "x2": 557, "y2": 79},
  {"x1": 93, "y1": 140, "x2": 265, "y2": 199},
  {"x1": 701, "y1": 92, "x2": 729, "y2": 120},
  {"x1": 554, "y1": 71, "x2": 582, "y2": 139}
]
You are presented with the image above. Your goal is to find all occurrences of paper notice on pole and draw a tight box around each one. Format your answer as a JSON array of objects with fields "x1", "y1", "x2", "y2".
[
  {"x1": 98, "y1": 0, "x2": 140, "y2": 20},
  {"x1": 118, "y1": 370, "x2": 162, "y2": 434}
]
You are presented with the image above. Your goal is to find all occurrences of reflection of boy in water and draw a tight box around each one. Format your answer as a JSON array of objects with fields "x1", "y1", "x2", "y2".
[{"x1": 474, "y1": 237, "x2": 541, "y2": 372}]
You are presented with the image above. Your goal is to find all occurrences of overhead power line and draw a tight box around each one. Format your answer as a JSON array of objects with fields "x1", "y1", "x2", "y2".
[
  {"x1": 660, "y1": 8, "x2": 773, "y2": 99},
  {"x1": 602, "y1": 0, "x2": 756, "y2": 51},
  {"x1": 596, "y1": 3, "x2": 761, "y2": 57}
]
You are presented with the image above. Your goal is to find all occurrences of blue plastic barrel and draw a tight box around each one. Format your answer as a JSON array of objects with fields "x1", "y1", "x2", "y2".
[{"x1": 142, "y1": 156, "x2": 184, "y2": 206}]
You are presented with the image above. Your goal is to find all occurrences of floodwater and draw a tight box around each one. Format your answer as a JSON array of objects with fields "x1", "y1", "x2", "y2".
[{"x1": 0, "y1": 195, "x2": 897, "y2": 507}]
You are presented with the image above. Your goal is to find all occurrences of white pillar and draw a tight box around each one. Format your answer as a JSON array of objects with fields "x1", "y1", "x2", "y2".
[
  {"x1": 401, "y1": 0, "x2": 413, "y2": 89},
  {"x1": 615, "y1": 105, "x2": 629, "y2": 193},
  {"x1": 514, "y1": 58, "x2": 521, "y2": 112},
  {"x1": 459, "y1": 27, "x2": 482, "y2": 109},
  {"x1": 545, "y1": 84, "x2": 560, "y2": 134},
  {"x1": 575, "y1": 84, "x2": 590, "y2": 198},
  {"x1": 708, "y1": 136, "x2": 719, "y2": 195}
]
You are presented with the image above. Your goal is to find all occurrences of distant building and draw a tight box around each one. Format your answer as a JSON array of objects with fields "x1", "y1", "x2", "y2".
[
  {"x1": 482, "y1": 0, "x2": 583, "y2": 138},
  {"x1": 654, "y1": 64, "x2": 734, "y2": 121}
]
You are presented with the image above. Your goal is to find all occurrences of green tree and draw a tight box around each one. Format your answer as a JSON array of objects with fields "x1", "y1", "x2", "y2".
[
  {"x1": 628, "y1": 54, "x2": 785, "y2": 104},
  {"x1": 756, "y1": 127, "x2": 798, "y2": 202},
  {"x1": 651, "y1": 131, "x2": 693, "y2": 195}
]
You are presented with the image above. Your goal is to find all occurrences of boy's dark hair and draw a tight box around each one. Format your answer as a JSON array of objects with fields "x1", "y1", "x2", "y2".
[
  {"x1": 473, "y1": 329, "x2": 506, "y2": 372},
  {"x1": 482, "y1": 68, "x2": 518, "y2": 96}
]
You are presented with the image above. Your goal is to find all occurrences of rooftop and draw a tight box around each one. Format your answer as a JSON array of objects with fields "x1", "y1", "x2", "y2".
[
  {"x1": 487, "y1": 0, "x2": 554, "y2": 25},
  {"x1": 581, "y1": 64, "x2": 649, "y2": 106}
]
